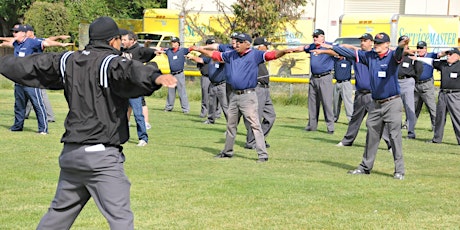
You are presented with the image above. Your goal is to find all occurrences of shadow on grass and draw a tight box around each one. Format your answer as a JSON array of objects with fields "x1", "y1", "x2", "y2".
[{"x1": 319, "y1": 160, "x2": 393, "y2": 177}]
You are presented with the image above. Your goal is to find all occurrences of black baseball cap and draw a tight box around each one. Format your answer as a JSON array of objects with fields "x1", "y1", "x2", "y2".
[
  {"x1": 312, "y1": 29, "x2": 325, "y2": 37},
  {"x1": 25, "y1": 24, "x2": 34, "y2": 32},
  {"x1": 446, "y1": 47, "x2": 460, "y2": 55},
  {"x1": 358, "y1": 33, "x2": 373, "y2": 41},
  {"x1": 374, "y1": 32, "x2": 390, "y2": 44},
  {"x1": 89, "y1": 16, "x2": 121, "y2": 40},
  {"x1": 416, "y1": 41, "x2": 427, "y2": 49},
  {"x1": 253, "y1": 37, "x2": 271, "y2": 46},
  {"x1": 205, "y1": 38, "x2": 216, "y2": 45},
  {"x1": 235, "y1": 33, "x2": 252, "y2": 43},
  {"x1": 171, "y1": 37, "x2": 180, "y2": 43},
  {"x1": 398, "y1": 35, "x2": 409, "y2": 43}
]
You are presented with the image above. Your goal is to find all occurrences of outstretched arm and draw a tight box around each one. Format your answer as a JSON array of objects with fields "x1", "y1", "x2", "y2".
[
  {"x1": 46, "y1": 35, "x2": 71, "y2": 41},
  {"x1": 43, "y1": 39, "x2": 74, "y2": 48}
]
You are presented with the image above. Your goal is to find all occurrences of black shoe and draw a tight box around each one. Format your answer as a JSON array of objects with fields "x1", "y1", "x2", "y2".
[
  {"x1": 327, "y1": 130, "x2": 334, "y2": 134},
  {"x1": 10, "y1": 128, "x2": 23, "y2": 132},
  {"x1": 304, "y1": 128, "x2": 315, "y2": 131},
  {"x1": 406, "y1": 136, "x2": 415, "y2": 139},
  {"x1": 256, "y1": 158, "x2": 268, "y2": 163},
  {"x1": 265, "y1": 142, "x2": 270, "y2": 148},
  {"x1": 244, "y1": 145, "x2": 255, "y2": 150},
  {"x1": 215, "y1": 152, "x2": 232, "y2": 158},
  {"x1": 425, "y1": 140, "x2": 439, "y2": 144},
  {"x1": 347, "y1": 169, "x2": 370, "y2": 175}
]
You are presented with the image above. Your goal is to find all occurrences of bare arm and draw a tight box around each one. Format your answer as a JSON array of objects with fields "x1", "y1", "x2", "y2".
[
  {"x1": 200, "y1": 43, "x2": 219, "y2": 51},
  {"x1": 46, "y1": 35, "x2": 70, "y2": 41},
  {"x1": 43, "y1": 39, "x2": 74, "y2": 48},
  {"x1": 186, "y1": 54, "x2": 204, "y2": 64},
  {"x1": 0, "y1": 37, "x2": 14, "y2": 42},
  {"x1": 192, "y1": 46, "x2": 216, "y2": 58},
  {"x1": 310, "y1": 49, "x2": 340, "y2": 57}
]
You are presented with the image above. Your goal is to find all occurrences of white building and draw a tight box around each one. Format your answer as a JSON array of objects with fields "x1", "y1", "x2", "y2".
[{"x1": 167, "y1": 0, "x2": 460, "y2": 41}]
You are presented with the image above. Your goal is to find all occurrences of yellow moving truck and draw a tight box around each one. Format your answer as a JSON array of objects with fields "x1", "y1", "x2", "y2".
[
  {"x1": 339, "y1": 13, "x2": 459, "y2": 50},
  {"x1": 140, "y1": 8, "x2": 314, "y2": 78},
  {"x1": 339, "y1": 13, "x2": 460, "y2": 81}
]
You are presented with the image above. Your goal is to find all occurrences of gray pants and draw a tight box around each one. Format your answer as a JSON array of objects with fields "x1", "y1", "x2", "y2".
[
  {"x1": 333, "y1": 81, "x2": 354, "y2": 122},
  {"x1": 208, "y1": 83, "x2": 228, "y2": 123},
  {"x1": 25, "y1": 88, "x2": 55, "y2": 121},
  {"x1": 37, "y1": 143, "x2": 133, "y2": 230},
  {"x1": 306, "y1": 74, "x2": 334, "y2": 132},
  {"x1": 432, "y1": 91, "x2": 460, "y2": 144},
  {"x1": 415, "y1": 78, "x2": 437, "y2": 129},
  {"x1": 399, "y1": 78, "x2": 416, "y2": 138},
  {"x1": 165, "y1": 72, "x2": 189, "y2": 112},
  {"x1": 200, "y1": 76, "x2": 210, "y2": 117},
  {"x1": 222, "y1": 90, "x2": 268, "y2": 159},
  {"x1": 357, "y1": 98, "x2": 405, "y2": 174},
  {"x1": 244, "y1": 85, "x2": 276, "y2": 147},
  {"x1": 341, "y1": 91, "x2": 374, "y2": 145}
]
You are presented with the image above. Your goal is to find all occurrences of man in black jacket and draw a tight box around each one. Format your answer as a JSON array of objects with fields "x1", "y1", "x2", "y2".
[{"x1": 0, "y1": 17, "x2": 176, "y2": 230}]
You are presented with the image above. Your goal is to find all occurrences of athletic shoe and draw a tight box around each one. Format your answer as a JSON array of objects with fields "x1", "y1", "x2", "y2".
[
  {"x1": 146, "y1": 123, "x2": 151, "y2": 130},
  {"x1": 137, "y1": 140, "x2": 147, "y2": 147}
]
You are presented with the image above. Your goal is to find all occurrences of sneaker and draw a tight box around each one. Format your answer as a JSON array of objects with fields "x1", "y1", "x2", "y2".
[
  {"x1": 393, "y1": 173, "x2": 404, "y2": 180},
  {"x1": 145, "y1": 123, "x2": 151, "y2": 130},
  {"x1": 256, "y1": 158, "x2": 268, "y2": 163},
  {"x1": 347, "y1": 169, "x2": 370, "y2": 175},
  {"x1": 38, "y1": 132, "x2": 48, "y2": 135},
  {"x1": 336, "y1": 142, "x2": 344, "y2": 147},
  {"x1": 137, "y1": 140, "x2": 147, "y2": 147},
  {"x1": 203, "y1": 120, "x2": 214, "y2": 124}
]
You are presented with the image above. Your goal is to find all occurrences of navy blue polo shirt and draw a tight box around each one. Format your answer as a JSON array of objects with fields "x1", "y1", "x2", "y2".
[
  {"x1": 330, "y1": 48, "x2": 371, "y2": 91},
  {"x1": 218, "y1": 44, "x2": 234, "y2": 52},
  {"x1": 165, "y1": 47, "x2": 190, "y2": 72},
  {"x1": 13, "y1": 38, "x2": 43, "y2": 57},
  {"x1": 304, "y1": 42, "x2": 335, "y2": 75},
  {"x1": 418, "y1": 52, "x2": 437, "y2": 81},
  {"x1": 334, "y1": 46, "x2": 404, "y2": 100},
  {"x1": 334, "y1": 57, "x2": 352, "y2": 81},
  {"x1": 203, "y1": 57, "x2": 226, "y2": 83},
  {"x1": 220, "y1": 49, "x2": 266, "y2": 90}
]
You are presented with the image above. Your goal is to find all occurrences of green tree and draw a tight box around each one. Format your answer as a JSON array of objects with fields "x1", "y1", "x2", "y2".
[{"x1": 0, "y1": 0, "x2": 33, "y2": 36}]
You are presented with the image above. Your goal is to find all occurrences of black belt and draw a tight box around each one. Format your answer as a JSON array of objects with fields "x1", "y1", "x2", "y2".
[
  {"x1": 171, "y1": 70, "x2": 183, "y2": 75},
  {"x1": 211, "y1": 81, "x2": 225, "y2": 86},
  {"x1": 233, "y1": 88, "x2": 255, "y2": 95},
  {"x1": 358, "y1": 89, "x2": 371, "y2": 94},
  {"x1": 375, "y1": 95, "x2": 400, "y2": 104},
  {"x1": 398, "y1": 75, "x2": 414, "y2": 80},
  {"x1": 257, "y1": 82, "x2": 269, "y2": 88},
  {"x1": 441, "y1": 89, "x2": 460, "y2": 93},
  {"x1": 336, "y1": 79, "x2": 350, "y2": 83},
  {"x1": 312, "y1": 71, "x2": 331, "y2": 78},
  {"x1": 417, "y1": 78, "x2": 432, "y2": 84}
]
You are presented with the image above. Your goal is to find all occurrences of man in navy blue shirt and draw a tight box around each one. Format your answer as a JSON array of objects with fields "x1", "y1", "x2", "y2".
[
  {"x1": 162, "y1": 37, "x2": 191, "y2": 113},
  {"x1": 192, "y1": 33, "x2": 289, "y2": 163},
  {"x1": 333, "y1": 57, "x2": 353, "y2": 122},
  {"x1": 290, "y1": 29, "x2": 335, "y2": 134},
  {"x1": 326, "y1": 33, "x2": 408, "y2": 180}
]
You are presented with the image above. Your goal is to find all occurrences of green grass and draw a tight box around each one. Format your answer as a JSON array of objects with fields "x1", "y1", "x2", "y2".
[{"x1": 0, "y1": 80, "x2": 459, "y2": 229}]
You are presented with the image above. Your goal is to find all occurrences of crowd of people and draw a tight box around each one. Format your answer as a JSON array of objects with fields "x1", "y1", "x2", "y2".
[{"x1": 1, "y1": 16, "x2": 460, "y2": 228}]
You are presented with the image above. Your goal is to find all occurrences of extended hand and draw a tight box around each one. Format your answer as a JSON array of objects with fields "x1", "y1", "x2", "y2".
[{"x1": 155, "y1": 74, "x2": 177, "y2": 88}]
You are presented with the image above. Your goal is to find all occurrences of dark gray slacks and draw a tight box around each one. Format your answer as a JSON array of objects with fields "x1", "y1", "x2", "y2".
[
  {"x1": 207, "y1": 83, "x2": 228, "y2": 123},
  {"x1": 414, "y1": 78, "x2": 437, "y2": 129},
  {"x1": 340, "y1": 91, "x2": 374, "y2": 145},
  {"x1": 432, "y1": 91, "x2": 460, "y2": 144},
  {"x1": 306, "y1": 74, "x2": 334, "y2": 132},
  {"x1": 244, "y1": 85, "x2": 276, "y2": 147},
  {"x1": 358, "y1": 98, "x2": 405, "y2": 174},
  {"x1": 37, "y1": 143, "x2": 133, "y2": 230}
]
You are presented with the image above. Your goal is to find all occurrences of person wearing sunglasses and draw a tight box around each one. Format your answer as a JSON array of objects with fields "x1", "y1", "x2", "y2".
[
  {"x1": 287, "y1": 29, "x2": 336, "y2": 134},
  {"x1": 191, "y1": 33, "x2": 290, "y2": 163}
]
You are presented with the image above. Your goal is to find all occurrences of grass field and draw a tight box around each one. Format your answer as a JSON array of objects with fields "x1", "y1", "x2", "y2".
[{"x1": 0, "y1": 80, "x2": 459, "y2": 229}]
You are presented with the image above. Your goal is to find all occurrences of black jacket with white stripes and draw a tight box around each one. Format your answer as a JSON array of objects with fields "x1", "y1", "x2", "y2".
[{"x1": 0, "y1": 41, "x2": 162, "y2": 146}]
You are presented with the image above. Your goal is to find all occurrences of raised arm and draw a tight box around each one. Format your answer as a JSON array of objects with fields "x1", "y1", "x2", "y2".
[
  {"x1": 43, "y1": 39, "x2": 74, "y2": 48},
  {"x1": 46, "y1": 35, "x2": 71, "y2": 41}
]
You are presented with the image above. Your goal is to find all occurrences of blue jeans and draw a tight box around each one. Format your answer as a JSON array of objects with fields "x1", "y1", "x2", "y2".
[
  {"x1": 129, "y1": 97, "x2": 148, "y2": 142},
  {"x1": 12, "y1": 84, "x2": 48, "y2": 133}
]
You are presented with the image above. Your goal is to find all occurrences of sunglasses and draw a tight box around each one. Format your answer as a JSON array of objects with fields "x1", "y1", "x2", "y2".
[
  {"x1": 416, "y1": 46, "x2": 425, "y2": 49},
  {"x1": 236, "y1": 40, "x2": 246, "y2": 44}
]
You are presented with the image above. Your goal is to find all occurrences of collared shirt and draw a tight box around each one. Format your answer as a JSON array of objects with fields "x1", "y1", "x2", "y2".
[
  {"x1": 203, "y1": 56, "x2": 226, "y2": 83},
  {"x1": 303, "y1": 42, "x2": 335, "y2": 74},
  {"x1": 13, "y1": 37, "x2": 43, "y2": 57},
  {"x1": 334, "y1": 57, "x2": 352, "y2": 81},
  {"x1": 419, "y1": 52, "x2": 438, "y2": 81},
  {"x1": 212, "y1": 48, "x2": 274, "y2": 90},
  {"x1": 333, "y1": 46, "x2": 404, "y2": 100},
  {"x1": 165, "y1": 47, "x2": 190, "y2": 72},
  {"x1": 433, "y1": 59, "x2": 460, "y2": 90}
]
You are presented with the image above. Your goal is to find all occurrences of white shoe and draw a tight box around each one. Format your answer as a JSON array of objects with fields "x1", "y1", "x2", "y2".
[
  {"x1": 388, "y1": 148, "x2": 393, "y2": 154},
  {"x1": 137, "y1": 140, "x2": 147, "y2": 147},
  {"x1": 145, "y1": 123, "x2": 151, "y2": 130},
  {"x1": 336, "y1": 142, "x2": 344, "y2": 147},
  {"x1": 39, "y1": 132, "x2": 48, "y2": 135}
]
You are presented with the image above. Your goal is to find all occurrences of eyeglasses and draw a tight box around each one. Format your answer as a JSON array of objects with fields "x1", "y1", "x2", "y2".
[
  {"x1": 416, "y1": 47, "x2": 425, "y2": 49},
  {"x1": 236, "y1": 40, "x2": 246, "y2": 44},
  {"x1": 313, "y1": 35, "x2": 318, "y2": 38}
]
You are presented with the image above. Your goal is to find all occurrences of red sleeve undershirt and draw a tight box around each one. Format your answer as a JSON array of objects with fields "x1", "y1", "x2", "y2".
[
  {"x1": 211, "y1": 51, "x2": 223, "y2": 62},
  {"x1": 264, "y1": 50, "x2": 277, "y2": 61}
]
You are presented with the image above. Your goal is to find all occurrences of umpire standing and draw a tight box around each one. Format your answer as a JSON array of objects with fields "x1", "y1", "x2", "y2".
[
  {"x1": 333, "y1": 56, "x2": 354, "y2": 122},
  {"x1": 0, "y1": 17, "x2": 176, "y2": 229},
  {"x1": 421, "y1": 48, "x2": 460, "y2": 144},
  {"x1": 290, "y1": 29, "x2": 335, "y2": 134}
]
